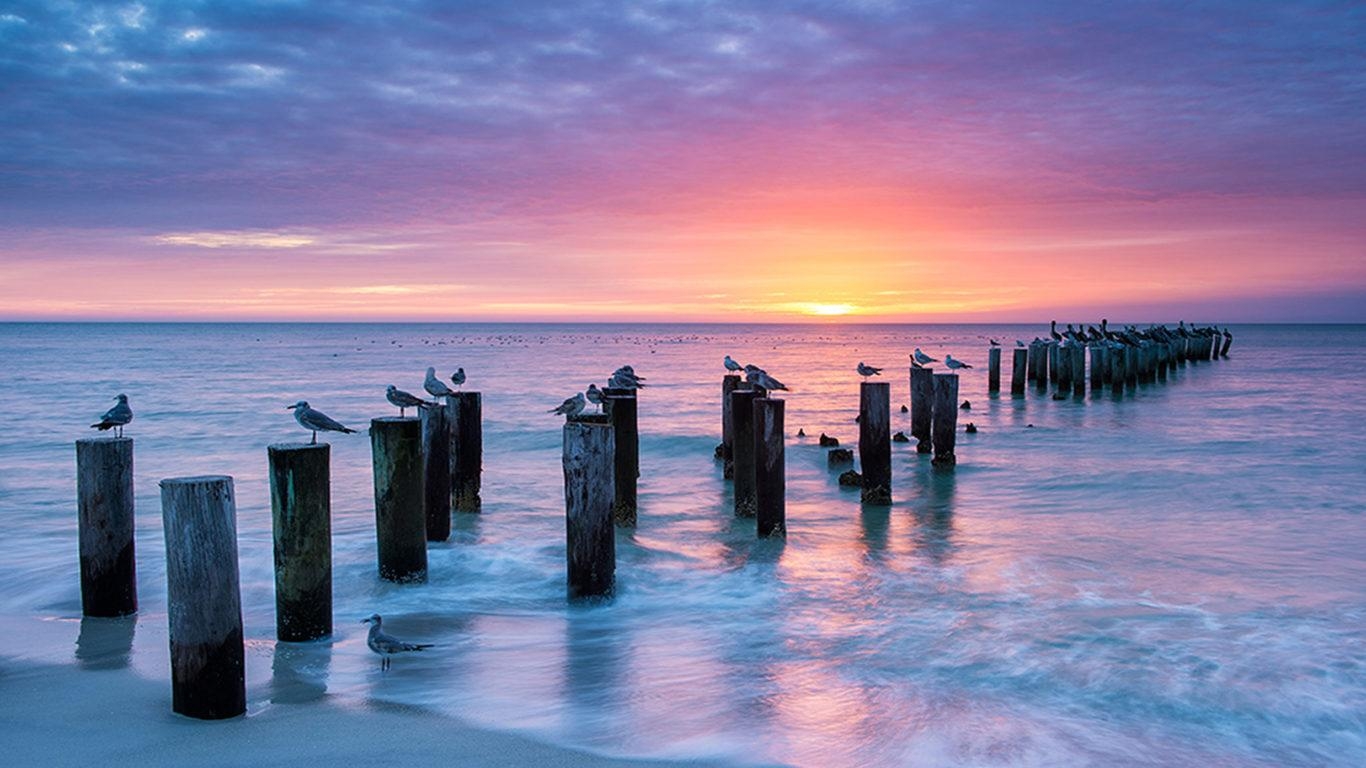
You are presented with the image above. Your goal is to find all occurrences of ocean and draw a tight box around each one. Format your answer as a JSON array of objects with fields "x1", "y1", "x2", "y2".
[{"x1": 0, "y1": 322, "x2": 1362, "y2": 766}]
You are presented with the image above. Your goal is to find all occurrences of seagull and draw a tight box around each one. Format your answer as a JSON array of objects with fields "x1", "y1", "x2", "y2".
[
  {"x1": 989, "y1": 339, "x2": 1000, "y2": 347},
  {"x1": 616, "y1": 365, "x2": 645, "y2": 382},
  {"x1": 386, "y1": 385, "x2": 433, "y2": 417},
  {"x1": 361, "y1": 614, "x2": 433, "y2": 671},
  {"x1": 743, "y1": 363, "x2": 766, "y2": 376},
  {"x1": 450, "y1": 367, "x2": 466, "y2": 391},
  {"x1": 912, "y1": 349, "x2": 938, "y2": 366},
  {"x1": 944, "y1": 355, "x2": 973, "y2": 370},
  {"x1": 550, "y1": 392, "x2": 586, "y2": 418},
  {"x1": 586, "y1": 383, "x2": 604, "y2": 411},
  {"x1": 423, "y1": 367, "x2": 456, "y2": 399},
  {"x1": 90, "y1": 394, "x2": 133, "y2": 437},
  {"x1": 609, "y1": 367, "x2": 646, "y2": 389},
  {"x1": 856, "y1": 362, "x2": 883, "y2": 378},
  {"x1": 724, "y1": 355, "x2": 742, "y2": 372},
  {"x1": 288, "y1": 401, "x2": 356, "y2": 444},
  {"x1": 1016, "y1": 340, "x2": 1026, "y2": 347},
  {"x1": 747, "y1": 370, "x2": 789, "y2": 393}
]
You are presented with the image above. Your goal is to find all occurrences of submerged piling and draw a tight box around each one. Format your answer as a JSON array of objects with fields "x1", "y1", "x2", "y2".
[
  {"x1": 76, "y1": 437, "x2": 137, "y2": 618},
  {"x1": 859, "y1": 381, "x2": 892, "y2": 505},
  {"x1": 563, "y1": 416, "x2": 614, "y2": 600},
  {"x1": 931, "y1": 373, "x2": 959, "y2": 467},
  {"x1": 987, "y1": 347, "x2": 1001, "y2": 393},
  {"x1": 447, "y1": 392, "x2": 482, "y2": 513},
  {"x1": 1011, "y1": 347, "x2": 1027, "y2": 396},
  {"x1": 267, "y1": 443, "x2": 332, "y2": 642},
  {"x1": 602, "y1": 388, "x2": 639, "y2": 527},
  {"x1": 753, "y1": 397, "x2": 785, "y2": 538},
  {"x1": 731, "y1": 388, "x2": 759, "y2": 517},
  {"x1": 910, "y1": 366, "x2": 934, "y2": 452},
  {"x1": 159, "y1": 475, "x2": 245, "y2": 720},
  {"x1": 420, "y1": 404, "x2": 451, "y2": 541},
  {"x1": 370, "y1": 417, "x2": 427, "y2": 583}
]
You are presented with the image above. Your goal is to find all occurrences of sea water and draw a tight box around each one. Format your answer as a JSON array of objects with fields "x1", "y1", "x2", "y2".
[{"x1": 0, "y1": 323, "x2": 1361, "y2": 766}]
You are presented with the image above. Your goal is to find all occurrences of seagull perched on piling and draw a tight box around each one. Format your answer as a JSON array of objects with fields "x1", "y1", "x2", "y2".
[
  {"x1": 724, "y1": 355, "x2": 742, "y2": 372},
  {"x1": 423, "y1": 367, "x2": 457, "y2": 399},
  {"x1": 450, "y1": 368, "x2": 466, "y2": 390},
  {"x1": 386, "y1": 385, "x2": 433, "y2": 417},
  {"x1": 90, "y1": 394, "x2": 133, "y2": 437},
  {"x1": 288, "y1": 401, "x2": 355, "y2": 444},
  {"x1": 857, "y1": 362, "x2": 883, "y2": 379},
  {"x1": 550, "y1": 392, "x2": 586, "y2": 418},
  {"x1": 586, "y1": 383, "x2": 604, "y2": 412},
  {"x1": 989, "y1": 339, "x2": 1000, "y2": 347},
  {"x1": 361, "y1": 614, "x2": 433, "y2": 671},
  {"x1": 609, "y1": 366, "x2": 646, "y2": 390},
  {"x1": 944, "y1": 355, "x2": 973, "y2": 370},
  {"x1": 912, "y1": 349, "x2": 937, "y2": 366},
  {"x1": 747, "y1": 370, "x2": 789, "y2": 393}
]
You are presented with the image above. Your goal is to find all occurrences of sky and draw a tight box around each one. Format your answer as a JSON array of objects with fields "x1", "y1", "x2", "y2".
[{"x1": 1, "y1": 0, "x2": 1363, "y2": 322}]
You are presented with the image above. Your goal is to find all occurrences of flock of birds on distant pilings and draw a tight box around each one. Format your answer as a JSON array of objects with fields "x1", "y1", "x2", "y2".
[{"x1": 998, "y1": 319, "x2": 1233, "y2": 353}]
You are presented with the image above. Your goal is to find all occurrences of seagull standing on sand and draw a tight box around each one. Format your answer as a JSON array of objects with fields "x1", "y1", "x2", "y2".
[
  {"x1": 361, "y1": 614, "x2": 433, "y2": 671},
  {"x1": 857, "y1": 362, "x2": 883, "y2": 378},
  {"x1": 550, "y1": 392, "x2": 586, "y2": 418},
  {"x1": 586, "y1": 383, "x2": 604, "y2": 412},
  {"x1": 747, "y1": 370, "x2": 789, "y2": 393},
  {"x1": 450, "y1": 368, "x2": 466, "y2": 391},
  {"x1": 913, "y1": 349, "x2": 938, "y2": 366},
  {"x1": 423, "y1": 367, "x2": 457, "y2": 399},
  {"x1": 386, "y1": 385, "x2": 432, "y2": 417},
  {"x1": 944, "y1": 355, "x2": 973, "y2": 370},
  {"x1": 91, "y1": 394, "x2": 133, "y2": 437},
  {"x1": 288, "y1": 401, "x2": 355, "y2": 444},
  {"x1": 724, "y1": 355, "x2": 743, "y2": 372}
]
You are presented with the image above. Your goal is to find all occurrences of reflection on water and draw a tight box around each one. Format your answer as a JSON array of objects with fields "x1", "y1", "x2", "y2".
[{"x1": 75, "y1": 615, "x2": 136, "y2": 670}]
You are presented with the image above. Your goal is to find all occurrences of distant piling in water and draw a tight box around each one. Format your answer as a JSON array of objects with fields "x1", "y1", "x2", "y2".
[
  {"x1": 931, "y1": 373, "x2": 959, "y2": 467},
  {"x1": 987, "y1": 346, "x2": 1001, "y2": 393},
  {"x1": 859, "y1": 381, "x2": 892, "y2": 505},
  {"x1": 1089, "y1": 345, "x2": 1105, "y2": 391},
  {"x1": 1070, "y1": 344, "x2": 1086, "y2": 396},
  {"x1": 76, "y1": 437, "x2": 137, "y2": 618},
  {"x1": 910, "y1": 366, "x2": 934, "y2": 452},
  {"x1": 160, "y1": 475, "x2": 245, "y2": 720},
  {"x1": 447, "y1": 392, "x2": 483, "y2": 513},
  {"x1": 563, "y1": 415, "x2": 614, "y2": 600},
  {"x1": 1057, "y1": 344, "x2": 1073, "y2": 391},
  {"x1": 370, "y1": 417, "x2": 427, "y2": 583},
  {"x1": 267, "y1": 442, "x2": 331, "y2": 642},
  {"x1": 731, "y1": 388, "x2": 759, "y2": 517},
  {"x1": 420, "y1": 403, "x2": 451, "y2": 541},
  {"x1": 753, "y1": 397, "x2": 786, "y2": 538},
  {"x1": 1011, "y1": 347, "x2": 1027, "y2": 396}
]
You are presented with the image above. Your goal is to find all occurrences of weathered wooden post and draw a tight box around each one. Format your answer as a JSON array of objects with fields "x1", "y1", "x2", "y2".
[
  {"x1": 1110, "y1": 348, "x2": 1125, "y2": 394},
  {"x1": 1089, "y1": 345, "x2": 1105, "y2": 391},
  {"x1": 731, "y1": 388, "x2": 759, "y2": 516},
  {"x1": 76, "y1": 437, "x2": 137, "y2": 617},
  {"x1": 563, "y1": 415, "x2": 614, "y2": 600},
  {"x1": 1011, "y1": 347, "x2": 1027, "y2": 396},
  {"x1": 1035, "y1": 342, "x2": 1049, "y2": 389},
  {"x1": 720, "y1": 374, "x2": 740, "y2": 478},
  {"x1": 1221, "y1": 333, "x2": 1232, "y2": 357},
  {"x1": 267, "y1": 443, "x2": 331, "y2": 642},
  {"x1": 420, "y1": 404, "x2": 451, "y2": 541},
  {"x1": 910, "y1": 366, "x2": 934, "y2": 452},
  {"x1": 1125, "y1": 346, "x2": 1138, "y2": 388},
  {"x1": 370, "y1": 417, "x2": 427, "y2": 583},
  {"x1": 987, "y1": 347, "x2": 1001, "y2": 393},
  {"x1": 1057, "y1": 344, "x2": 1073, "y2": 390},
  {"x1": 159, "y1": 475, "x2": 244, "y2": 720},
  {"x1": 447, "y1": 392, "x2": 482, "y2": 513},
  {"x1": 1070, "y1": 344, "x2": 1086, "y2": 395},
  {"x1": 931, "y1": 373, "x2": 959, "y2": 467},
  {"x1": 603, "y1": 387, "x2": 639, "y2": 527},
  {"x1": 1047, "y1": 341, "x2": 1060, "y2": 384},
  {"x1": 1026, "y1": 342, "x2": 1041, "y2": 383},
  {"x1": 859, "y1": 381, "x2": 892, "y2": 504},
  {"x1": 753, "y1": 397, "x2": 785, "y2": 538}
]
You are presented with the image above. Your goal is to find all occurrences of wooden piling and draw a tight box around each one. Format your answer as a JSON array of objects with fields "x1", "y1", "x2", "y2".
[
  {"x1": 1089, "y1": 346, "x2": 1105, "y2": 391},
  {"x1": 859, "y1": 381, "x2": 892, "y2": 505},
  {"x1": 910, "y1": 366, "x2": 934, "y2": 452},
  {"x1": 447, "y1": 392, "x2": 482, "y2": 513},
  {"x1": 987, "y1": 347, "x2": 1001, "y2": 393},
  {"x1": 731, "y1": 388, "x2": 759, "y2": 517},
  {"x1": 1056, "y1": 344, "x2": 1073, "y2": 390},
  {"x1": 1026, "y1": 342, "x2": 1041, "y2": 382},
  {"x1": 603, "y1": 388, "x2": 639, "y2": 527},
  {"x1": 76, "y1": 437, "x2": 137, "y2": 618},
  {"x1": 1110, "y1": 348, "x2": 1125, "y2": 394},
  {"x1": 753, "y1": 398, "x2": 785, "y2": 538},
  {"x1": 159, "y1": 475, "x2": 244, "y2": 720},
  {"x1": 563, "y1": 418, "x2": 614, "y2": 600},
  {"x1": 720, "y1": 374, "x2": 740, "y2": 478},
  {"x1": 370, "y1": 417, "x2": 427, "y2": 583},
  {"x1": 1221, "y1": 333, "x2": 1232, "y2": 357},
  {"x1": 1070, "y1": 344, "x2": 1086, "y2": 395},
  {"x1": 267, "y1": 443, "x2": 331, "y2": 642},
  {"x1": 931, "y1": 373, "x2": 959, "y2": 467},
  {"x1": 1047, "y1": 342, "x2": 1060, "y2": 383},
  {"x1": 421, "y1": 404, "x2": 451, "y2": 541},
  {"x1": 1125, "y1": 346, "x2": 1138, "y2": 388},
  {"x1": 1011, "y1": 347, "x2": 1027, "y2": 396}
]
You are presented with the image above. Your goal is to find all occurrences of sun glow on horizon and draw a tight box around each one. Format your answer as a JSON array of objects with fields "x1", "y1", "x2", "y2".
[{"x1": 800, "y1": 303, "x2": 858, "y2": 316}]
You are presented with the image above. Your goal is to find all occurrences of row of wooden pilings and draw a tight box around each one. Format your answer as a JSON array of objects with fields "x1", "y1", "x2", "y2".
[
  {"x1": 73, "y1": 393, "x2": 485, "y2": 720},
  {"x1": 985, "y1": 333, "x2": 1230, "y2": 398}
]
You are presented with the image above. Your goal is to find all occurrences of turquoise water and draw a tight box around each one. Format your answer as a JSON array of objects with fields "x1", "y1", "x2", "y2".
[{"x1": 0, "y1": 323, "x2": 1362, "y2": 766}]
